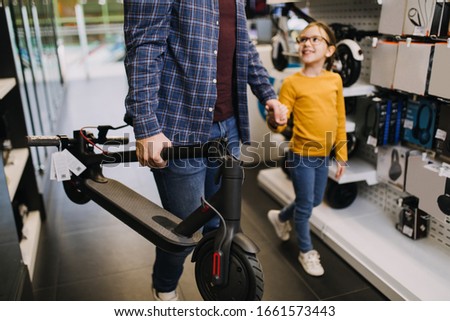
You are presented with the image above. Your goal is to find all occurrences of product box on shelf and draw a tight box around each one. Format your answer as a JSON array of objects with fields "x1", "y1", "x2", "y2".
[
  {"x1": 428, "y1": 43, "x2": 450, "y2": 100},
  {"x1": 376, "y1": 145, "x2": 420, "y2": 191},
  {"x1": 429, "y1": 0, "x2": 450, "y2": 38},
  {"x1": 402, "y1": 99, "x2": 437, "y2": 149},
  {"x1": 370, "y1": 40, "x2": 399, "y2": 89},
  {"x1": 384, "y1": 98, "x2": 405, "y2": 146},
  {"x1": 378, "y1": 0, "x2": 408, "y2": 35},
  {"x1": 405, "y1": 154, "x2": 450, "y2": 224},
  {"x1": 396, "y1": 196, "x2": 429, "y2": 240},
  {"x1": 392, "y1": 41, "x2": 434, "y2": 96},
  {"x1": 354, "y1": 96, "x2": 387, "y2": 147},
  {"x1": 435, "y1": 104, "x2": 450, "y2": 162},
  {"x1": 403, "y1": 0, "x2": 438, "y2": 36}
]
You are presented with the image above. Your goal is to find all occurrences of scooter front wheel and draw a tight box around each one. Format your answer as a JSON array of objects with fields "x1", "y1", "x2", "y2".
[{"x1": 195, "y1": 241, "x2": 264, "y2": 300}]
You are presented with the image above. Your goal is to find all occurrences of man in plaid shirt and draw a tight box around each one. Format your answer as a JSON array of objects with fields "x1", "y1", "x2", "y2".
[{"x1": 124, "y1": 0, "x2": 287, "y2": 300}]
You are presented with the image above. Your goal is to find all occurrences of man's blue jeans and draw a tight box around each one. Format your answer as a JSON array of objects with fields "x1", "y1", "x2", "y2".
[
  {"x1": 151, "y1": 116, "x2": 240, "y2": 293},
  {"x1": 279, "y1": 151, "x2": 329, "y2": 253}
]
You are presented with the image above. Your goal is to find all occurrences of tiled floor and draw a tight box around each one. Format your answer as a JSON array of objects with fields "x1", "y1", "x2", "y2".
[{"x1": 31, "y1": 52, "x2": 387, "y2": 301}]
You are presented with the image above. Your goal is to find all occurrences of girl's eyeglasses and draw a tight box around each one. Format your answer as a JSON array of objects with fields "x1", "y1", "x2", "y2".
[{"x1": 296, "y1": 35, "x2": 330, "y2": 46}]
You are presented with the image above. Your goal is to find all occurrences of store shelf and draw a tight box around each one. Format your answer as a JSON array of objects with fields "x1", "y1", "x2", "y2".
[
  {"x1": 257, "y1": 167, "x2": 450, "y2": 300},
  {"x1": 3, "y1": 148, "x2": 29, "y2": 200},
  {"x1": 19, "y1": 210, "x2": 41, "y2": 281},
  {"x1": 0, "y1": 77, "x2": 16, "y2": 100},
  {"x1": 343, "y1": 80, "x2": 375, "y2": 97},
  {"x1": 328, "y1": 157, "x2": 378, "y2": 185}
]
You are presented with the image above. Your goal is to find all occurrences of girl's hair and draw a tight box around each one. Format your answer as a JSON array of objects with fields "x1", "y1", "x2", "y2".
[{"x1": 302, "y1": 21, "x2": 337, "y2": 70}]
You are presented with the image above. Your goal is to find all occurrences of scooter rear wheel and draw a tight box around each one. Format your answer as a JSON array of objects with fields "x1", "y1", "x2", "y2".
[{"x1": 195, "y1": 241, "x2": 264, "y2": 300}]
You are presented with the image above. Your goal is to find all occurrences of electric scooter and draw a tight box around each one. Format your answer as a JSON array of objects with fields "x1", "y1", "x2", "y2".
[{"x1": 27, "y1": 124, "x2": 264, "y2": 300}]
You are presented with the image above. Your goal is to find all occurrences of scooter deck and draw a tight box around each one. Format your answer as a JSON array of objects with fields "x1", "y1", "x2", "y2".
[{"x1": 83, "y1": 178, "x2": 202, "y2": 252}]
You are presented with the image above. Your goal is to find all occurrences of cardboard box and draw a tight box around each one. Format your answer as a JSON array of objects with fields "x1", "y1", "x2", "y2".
[
  {"x1": 403, "y1": 0, "x2": 437, "y2": 36},
  {"x1": 428, "y1": 43, "x2": 450, "y2": 100},
  {"x1": 393, "y1": 42, "x2": 433, "y2": 95},
  {"x1": 405, "y1": 155, "x2": 450, "y2": 224},
  {"x1": 430, "y1": 0, "x2": 450, "y2": 37},
  {"x1": 370, "y1": 41, "x2": 399, "y2": 89},
  {"x1": 354, "y1": 96, "x2": 387, "y2": 147},
  {"x1": 379, "y1": 0, "x2": 408, "y2": 35},
  {"x1": 435, "y1": 104, "x2": 450, "y2": 162},
  {"x1": 396, "y1": 196, "x2": 429, "y2": 239},
  {"x1": 377, "y1": 145, "x2": 420, "y2": 191},
  {"x1": 402, "y1": 99, "x2": 437, "y2": 149}
]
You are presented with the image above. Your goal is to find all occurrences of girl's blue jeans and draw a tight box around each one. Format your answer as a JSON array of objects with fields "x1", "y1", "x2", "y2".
[{"x1": 279, "y1": 151, "x2": 330, "y2": 253}]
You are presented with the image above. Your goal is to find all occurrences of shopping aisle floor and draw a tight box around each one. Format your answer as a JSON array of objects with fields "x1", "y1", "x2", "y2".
[{"x1": 31, "y1": 56, "x2": 388, "y2": 301}]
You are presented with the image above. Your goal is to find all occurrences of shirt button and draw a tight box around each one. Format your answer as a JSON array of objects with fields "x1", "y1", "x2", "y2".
[
  {"x1": 208, "y1": 107, "x2": 213, "y2": 112},
  {"x1": 213, "y1": 79, "x2": 217, "y2": 84},
  {"x1": 216, "y1": 21, "x2": 219, "y2": 25},
  {"x1": 214, "y1": 50, "x2": 218, "y2": 55}
]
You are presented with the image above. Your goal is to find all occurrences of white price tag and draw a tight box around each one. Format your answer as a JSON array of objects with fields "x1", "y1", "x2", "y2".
[
  {"x1": 435, "y1": 128, "x2": 447, "y2": 141},
  {"x1": 50, "y1": 154, "x2": 57, "y2": 180},
  {"x1": 438, "y1": 163, "x2": 450, "y2": 179},
  {"x1": 402, "y1": 224, "x2": 413, "y2": 238},
  {"x1": 413, "y1": 26, "x2": 426, "y2": 36},
  {"x1": 366, "y1": 135, "x2": 377, "y2": 147},
  {"x1": 52, "y1": 151, "x2": 71, "y2": 182},
  {"x1": 62, "y1": 149, "x2": 86, "y2": 176},
  {"x1": 403, "y1": 119, "x2": 414, "y2": 130},
  {"x1": 424, "y1": 162, "x2": 441, "y2": 173}
]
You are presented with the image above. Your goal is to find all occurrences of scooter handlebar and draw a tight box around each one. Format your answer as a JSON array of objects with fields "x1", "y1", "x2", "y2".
[
  {"x1": 27, "y1": 135, "x2": 65, "y2": 147},
  {"x1": 26, "y1": 135, "x2": 129, "y2": 147}
]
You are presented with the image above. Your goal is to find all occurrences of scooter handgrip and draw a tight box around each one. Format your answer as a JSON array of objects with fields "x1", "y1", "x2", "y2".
[
  {"x1": 161, "y1": 144, "x2": 205, "y2": 160},
  {"x1": 26, "y1": 135, "x2": 61, "y2": 147},
  {"x1": 101, "y1": 136, "x2": 130, "y2": 145}
]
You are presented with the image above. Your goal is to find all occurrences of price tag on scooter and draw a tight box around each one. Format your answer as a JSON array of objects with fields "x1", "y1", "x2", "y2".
[
  {"x1": 51, "y1": 151, "x2": 71, "y2": 182},
  {"x1": 62, "y1": 149, "x2": 86, "y2": 176}
]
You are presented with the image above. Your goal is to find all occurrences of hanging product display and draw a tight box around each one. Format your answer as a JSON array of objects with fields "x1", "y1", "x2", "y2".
[
  {"x1": 376, "y1": 145, "x2": 420, "y2": 191},
  {"x1": 435, "y1": 104, "x2": 450, "y2": 162},
  {"x1": 405, "y1": 154, "x2": 450, "y2": 224},
  {"x1": 402, "y1": 98, "x2": 438, "y2": 149},
  {"x1": 437, "y1": 178, "x2": 450, "y2": 216}
]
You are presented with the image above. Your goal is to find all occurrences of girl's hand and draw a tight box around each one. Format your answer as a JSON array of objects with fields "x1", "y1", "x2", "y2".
[
  {"x1": 335, "y1": 161, "x2": 347, "y2": 180},
  {"x1": 265, "y1": 99, "x2": 288, "y2": 127}
]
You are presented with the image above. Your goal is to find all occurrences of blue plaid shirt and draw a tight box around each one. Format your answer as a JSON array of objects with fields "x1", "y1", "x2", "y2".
[{"x1": 123, "y1": 0, "x2": 276, "y2": 144}]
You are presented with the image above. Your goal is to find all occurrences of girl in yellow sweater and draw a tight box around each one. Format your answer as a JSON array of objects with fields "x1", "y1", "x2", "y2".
[{"x1": 267, "y1": 22, "x2": 348, "y2": 276}]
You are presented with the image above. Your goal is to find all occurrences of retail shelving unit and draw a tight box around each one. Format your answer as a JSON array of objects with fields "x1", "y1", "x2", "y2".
[
  {"x1": 258, "y1": 0, "x2": 450, "y2": 300},
  {"x1": 1, "y1": 0, "x2": 62, "y2": 299},
  {"x1": 258, "y1": 167, "x2": 450, "y2": 300},
  {"x1": 0, "y1": 74, "x2": 37, "y2": 299}
]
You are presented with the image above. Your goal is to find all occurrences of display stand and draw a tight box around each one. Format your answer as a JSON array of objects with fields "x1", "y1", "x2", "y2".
[{"x1": 258, "y1": 167, "x2": 450, "y2": 300}]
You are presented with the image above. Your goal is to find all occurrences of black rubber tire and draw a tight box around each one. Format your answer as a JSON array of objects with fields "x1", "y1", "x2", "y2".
[
  {"x1": 335, "y1": 43, "x2": 361, "y2": 87},
  {"x1": 325, "y1": 180, "x2": 358, "y2": 209},
  {"x1": 271, "y1": 42, "x2": 288, "y2": 71},
  {"x1": 195, "y1": 240, "x2": 264, "y2": 301},
  {"x1": 63, "y1": 179, "x2": 91, "y2": 204}
]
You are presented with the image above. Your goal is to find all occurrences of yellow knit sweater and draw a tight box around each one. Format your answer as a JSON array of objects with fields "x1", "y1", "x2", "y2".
[{"x1": 274, "y1": 70, "x2": 348, "y2": 162}]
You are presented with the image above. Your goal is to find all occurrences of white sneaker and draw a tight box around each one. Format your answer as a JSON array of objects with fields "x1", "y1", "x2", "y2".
[
  {"x1": 298, "y1": 250, "x2": 324, "y2": 276},
  {"x1": 152, "y1": 288, "x2": 179, "y2": 301},
  {"x1": 267, "y1": 210, "x2": 291, "y2": 241}
]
